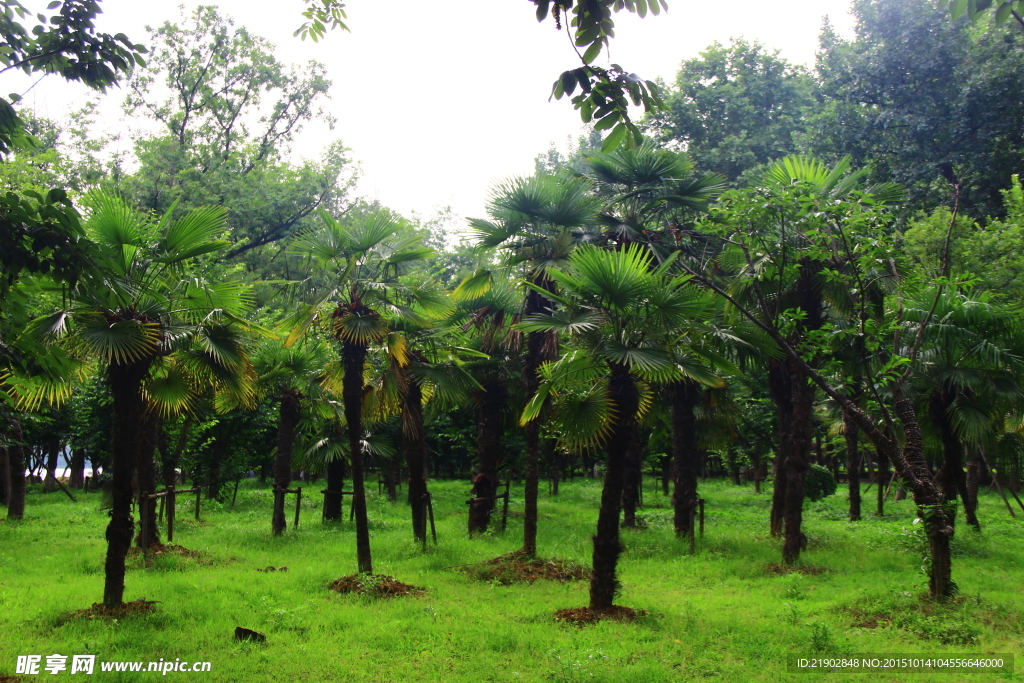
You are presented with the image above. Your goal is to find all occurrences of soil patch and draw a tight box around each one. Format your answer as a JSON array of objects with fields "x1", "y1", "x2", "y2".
[
  {"x1": 328, "y1": 574, "x2": 425, "y2": 598},
  {"x1": 554, "y1": 605, "x2": 647, "y2": 625},
  {"x1": 765, "y1": 562, "x2": 828, "y2": 576},
  {"x1": 460, "y1": 552, "x2": 591, "y2": 585},
  {"x1": 128, "y1": 543, "x2": 208, "y2": 567}
]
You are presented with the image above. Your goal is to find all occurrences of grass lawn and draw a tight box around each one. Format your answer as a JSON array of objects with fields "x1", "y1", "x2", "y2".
[{"x1": 1, "y1": 476, "x2": 1021, "y2": 682}]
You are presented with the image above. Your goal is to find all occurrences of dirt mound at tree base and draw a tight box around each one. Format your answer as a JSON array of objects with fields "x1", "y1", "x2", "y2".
[
  {"x1": 329, "y1": 574, "x2": 426, "y2": 597},
  {"x1": 463, "y1": 552, "x2": 591, "y2": 585},
  {"x1": 127, "y1": 543, "x2": 207, "y2": 567},
  {"x1": 765, "y1": 562, "x2": 828, "y2": 576},
  {"x1": 554, "y1": 605, "x2": 647, "y2": 625},
  {"x1": 58, "y1": 598, "x2": 159, "y2": 624}
]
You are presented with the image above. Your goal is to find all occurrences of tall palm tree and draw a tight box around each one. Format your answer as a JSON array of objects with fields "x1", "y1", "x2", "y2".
[
  {"x1": 287, "y1": 206, "x2": 438, "y2": 573},
  {"x1": 457, "y1": 174, "x2": 599, "y2": 556},
  {"x1": 520, "y1": 244, "x2": 712, "y2": 611},
  {"x1": 26, "y1": 191, "x2": 252, "y2": 607}
]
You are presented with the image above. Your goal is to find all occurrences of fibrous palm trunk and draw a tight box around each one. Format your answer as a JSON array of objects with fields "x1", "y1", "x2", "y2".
[
  {"x1": 134, "y1": 411, "x2": 160, "y2": 548},
  {"x1": 621, "y1": 430, "x2": 643, "y2": 527},
  {"x1": 43, "y1": 440, "x2": 59, "y2": 492},
  {"x1": 104, "y1": 356, "x2": 154, "y2": 607},
  {"x1": 844, "y1": 411, "x2": 861, "y2": 521},
  {"x1": 403, "y1": 379, "x2": 429, "y2": 544},
  {"x1": 522, "y1": 283, "x2": 557, "y2": 557},
  {"x1": 669, "y1": 380, "x2": 701, "y2": 537},
  {"x1": 964, "y1": 447, "x2": 981, "y2": 530},
  {"x1": 323, "y1": 424, "x2": 346, "y2": 521},
  {"x1": 589, "y1": 362, "x2": 639, "y2": 611},
  {"x1": 343, "y1": 340, "x2": 373, "y2": 574},
  {"x1": 782, "y1": 358, "x2": 814, "y2": 564},
  {"x1": 931, "y1": 389, "x2": 964, "y2": 532},
  {"x1": 469, "y1": 375, "x2": 502, "y2": 535},
  {"x1": 5, "y1": 416, "x2": 25, "y2": 520},
  {"x1": 272, "y1": 390, "x2": 300, "y2": 536}
]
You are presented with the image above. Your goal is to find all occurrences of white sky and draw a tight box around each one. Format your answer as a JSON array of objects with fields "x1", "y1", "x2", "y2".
[{"x1": 10, "y1": 0, "x2": 855, "y2": 228}]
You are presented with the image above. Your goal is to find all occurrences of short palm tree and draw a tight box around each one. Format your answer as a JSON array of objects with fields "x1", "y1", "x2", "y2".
[
  {"x1": 26, "y1": 191, "x2": 251, "y2": 607},
  {"x1": 520, "y1": 244, "x2": 712, "y2": 611}
]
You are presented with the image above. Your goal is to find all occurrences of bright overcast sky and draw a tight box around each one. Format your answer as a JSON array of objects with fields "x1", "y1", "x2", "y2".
[{"x1": 13, "y1": 0, "x2": 855, "y2": 227}]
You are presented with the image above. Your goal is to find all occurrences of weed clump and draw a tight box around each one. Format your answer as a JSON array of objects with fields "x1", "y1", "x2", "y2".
[
  {"x1": 461, "y1": 552, "x2": 591, "y2": 585},
  {"x1": 328, "y1": 574, "x2": 426, "y2": 597}
]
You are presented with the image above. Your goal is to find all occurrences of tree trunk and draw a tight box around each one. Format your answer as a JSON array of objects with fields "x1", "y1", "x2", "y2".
[
  {"x1": 323, "y1": 423, "x2": 346, "y2": 521},
  {"x1": 621, "y1": 430, "x2": 643, "y2": 528},
  {"x1": 70, "y1": 448, "x2": 85, "y2": 489},
  {"x1": 769, "y1": 358, "x2": 792, "y2": 538},
  {"x1": 5, "y1": 416, "x2": 26, "y2": 519},
  {"x1": 963, "y1": 447, "x2": 981, "y2": 530},
  {"x1": 930, "y1": 389, "x2": 963, "y2": 531},
  {"x1": 844, "y1": 411, "x2": 861, "y2": 521},
  {"x1": 875, "y1": 449, "x2": 889, "y2": 515},
  {"x1": 403, "y1": 380, "x2": 429, "y2": 545},
  {"x1": 134, "y1": 412, "x2": 160, "y2": 548},
  {"x1": 521, "y1": 282, "x2": 557, "y2": 557},
  {"x1": 43, "y1": 440, "x2": 60, "y2": 492},
  {"x1": 0, "y1": 445, "x2": 8, "y2": 507},
  {"x1": 589, "y1": 363, "x2": 639, "y2": 611},
  {"x1": 104, "y1": 356, "x2": 154, "y2": 608},
  {"x1": 781, "y1": 357, "x2": 814, "y2": 564},
  {"x1": 272, "y1": 390, "x2": 300, "y2": 536},
  {"x1": 669, "y1": 381, "x2": 701, "y2": 537},
  {"x1": 469, "y1": 375, "x2": 503, "y2": 535},
  {"x1": 343, "y1": 340, "x2": 372, "y2": 574}
]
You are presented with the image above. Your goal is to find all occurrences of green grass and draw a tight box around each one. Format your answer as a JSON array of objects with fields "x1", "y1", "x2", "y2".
[{"x1": 1, "y1": 477, "x2": 1022, "y2": 682}]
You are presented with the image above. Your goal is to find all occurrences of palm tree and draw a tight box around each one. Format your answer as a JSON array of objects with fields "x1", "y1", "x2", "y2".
[
  {"x1": 458, "y1": 174, "x2": 599, "y2": 556},
  {"x1": 288, "y1": 206, "x2": 437, "y2": 574},
  {"x1": 251, "y1": 339, "x2": 335, "y2": 533},
  {"x1": 26, "y1": 191, "x2": 251, "y2": 607},
  {"x1": 520, "y1": 244, "x2": 712, "y2": 611}
]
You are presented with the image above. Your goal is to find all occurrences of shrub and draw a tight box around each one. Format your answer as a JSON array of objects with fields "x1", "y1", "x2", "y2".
[{"x1": 805, "y1": 464, "x2": 837, "y2": 502}]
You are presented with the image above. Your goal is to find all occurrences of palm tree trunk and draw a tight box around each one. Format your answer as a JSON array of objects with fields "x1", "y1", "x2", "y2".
[
  {"x1": 403, "y1": 380, "x2": 429, "y2": 544},
  {"x1": 104, "y1": 357, "x2": 153, "y2": 608},
  {"x1": 522, "y1": 283, "x2": 557, "y2": 557},
  {"x1": 469, "y1": 375, "x2": 502, "y2": 535},
  {"x1": 343, "y1": 340, "x2": 372, "y2": 574},
  {"x1": 43, "y1": 439, "x2": 60, "y2": 492},
  {"x1": 323, "y1": 448, "x2": 345, "y2": 521},
  {"x1": 273, "y1": 390, "x2": 300, "y2": 536},
  {"x1": 782, "y1": 358, "x2": 813, "y2": 564},
  {"x1": 963, "y1": 447, "x2": 981, "y2": 530},
  {"x1": 589, "y1": 362, "x2": 639, "y2": 611},
  {"x1": 5, "y1": 416, "x2": 25, "y2": 520},
  {"x1": 70, "y1": 448, "x2": 85, "y2": 489},
  {"x1": 769, "y1": 359, "x2": 791, "y2": 537},
  {"x1": 930, "y1": 389, "x2": 963, "y2": 531},
  {"x1": 845, "y1": 411, "x2": 861, "y2": 521},
  {"x1": 134, "y1": 411, "x2": 160, "y2": 548},
  {"x1": 621, "y1": 430, "x2": 643, "y2": 527},
  {"x1": 669, "y1": 380, "x2": 701, "y2": 537}
]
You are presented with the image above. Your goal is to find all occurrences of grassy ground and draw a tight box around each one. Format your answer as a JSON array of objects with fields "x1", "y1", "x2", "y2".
[{"x1": 1, "y1": 476, "x2": 1022, "y2": 682}]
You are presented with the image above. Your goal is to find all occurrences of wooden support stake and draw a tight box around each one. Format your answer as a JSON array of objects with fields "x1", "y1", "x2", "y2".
[
  {"x1": 1010, "y1": 487, "x2": 1024, "y2": 514},
  {"x1": 167, "y1": 486, "x2": 175, "y2": 544},
  {"x1": 698, "y1": 498, "x2": 705, "y2": 536},
  {"x1": 427, "y1": 492, "x2": 437, "y2": 545},
  {"x1": 195, "y1": 487, "x2": 201, "y2": 521},
  {"x1": 501, "y1": 480, "x2": 510, "y2": 533},
  {"x1": 294, "y1": 487, "x2": 302, "y2": 529},
  {"x1": 978, "y1": 449, "x2": 1016, "y2": 518},
  {"x1": 157, "y1": 493, "x2": 165, "y2": 523},
  {"x1": 231, "y1": 478, "x2": 241, "y2": 508}
]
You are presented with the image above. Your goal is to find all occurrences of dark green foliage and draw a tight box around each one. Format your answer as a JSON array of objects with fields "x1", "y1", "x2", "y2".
[
  {"x1": 805, "y1": 464, "x2": 837, "y2": 502},
  {"x1": 647, "y1": 39, "x2": 815, "y2": 181}
]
